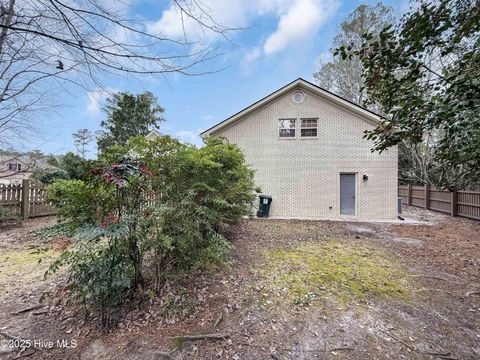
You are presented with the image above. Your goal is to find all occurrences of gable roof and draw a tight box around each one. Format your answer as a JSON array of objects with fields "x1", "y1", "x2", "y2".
[
  {"x1": 200, "y1": 78, "x2": 381, "y2": 137},
  {"x1": 0, "y1": 153, "x2": 57, "y2": 172},
  {"x1": 145, "y1": 129, "x2": 162, "y2": 140}
]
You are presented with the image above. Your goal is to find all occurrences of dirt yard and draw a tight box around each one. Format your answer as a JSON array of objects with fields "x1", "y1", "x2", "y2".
[{"x1": 0, "y1": 209, "x2": 479, "y2": 359}]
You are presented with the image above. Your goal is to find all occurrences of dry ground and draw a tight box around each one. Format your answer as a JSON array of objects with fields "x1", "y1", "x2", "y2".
[{"x1": 0, "y1": 208, "x2": 479, "y2": 359}]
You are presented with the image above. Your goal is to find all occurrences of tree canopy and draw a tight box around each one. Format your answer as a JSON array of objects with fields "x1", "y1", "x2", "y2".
[
  {"x1": 73, "y1": 128, "x2": 93, "y2": 159},
  {"x1": 0, "y1": 0, "x2": 234, "y2": 147},
  {"x1": 96, "y1": 92, "x2": 164, "y2": 152},
  {"x1": 32, "y1": 151, "x2": 89, "y2": 183},
  {"x1": 338, "y1": 0, "x2": 480, "y2": 189},
  {"x1": 314, "y1": 3, "x2": 395, "y2": 110}
]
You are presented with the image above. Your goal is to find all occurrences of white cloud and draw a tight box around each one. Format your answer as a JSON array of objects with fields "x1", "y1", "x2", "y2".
[
  {"x1": 264, "y1": 0, "x2": 338, "y2": 55},
  {"x1": 242, "y1": 47, "x2": 261, "y2": 65},
  {"x1": 202, "y1": 114, "x2": 214, "y2": 120},
  {"x1": 86, "y1": 88, "x2": 117, "y2": 116},
  {"x1": 176, "y1": 130, "x2": 203, "y2": 146},
  {"x1": 148, "y1": 0, "x2": 338, "y2": 60},
  {"x1": 146, "y1": 1, "x2": 250, "y2": 44}
]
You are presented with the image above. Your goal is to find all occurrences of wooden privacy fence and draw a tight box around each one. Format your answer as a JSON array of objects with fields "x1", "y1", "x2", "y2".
[
  {"x1": 399, "y1": 184, "x2": 480, "y2": 221},
  {"x1": 3, "y1": 180, "x2": 479, "y2": 221},
  {"x1": 0, "y1": 180, "x2": 56, "y2": 220}
]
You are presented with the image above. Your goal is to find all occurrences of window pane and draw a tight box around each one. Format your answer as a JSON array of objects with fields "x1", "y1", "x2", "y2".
[
  {"x1": 301, "y1": 118, "x2": 318, "y2": 128},
  {"x1": 301, "y1": 128, "x2": 317, "y2": 137},
  {"x1": 279, "y1": 119, "x2": 295, "y2": 137},
  {"x1": 279, "y1": 119, "x2": 295, "y2": 129},
  {"x1": 279, "y1": 129, "x2": 295, "y2": 137}
]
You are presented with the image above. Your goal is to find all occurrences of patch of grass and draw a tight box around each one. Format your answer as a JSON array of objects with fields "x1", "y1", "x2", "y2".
[
  {"x1": 256, "y1": 241, "x2": 411, "y2": 308},
  {"x1": 0, "y1": 248, "x2": 60, "y2": 281},
  {"x1": 172, "y1": 337, "x2": 185, "y2": 349}
]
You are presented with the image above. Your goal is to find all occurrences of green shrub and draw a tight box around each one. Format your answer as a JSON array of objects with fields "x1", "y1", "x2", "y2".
[
  {"x1": 47, "y1": 135, "x2": 256, "y2": 329},
  {"x1": 32, "y1": 152, "x2": 90, "y2": 184},
  {"x1": 48, "y1": 231, "x2": 133, "y2": 329},
  {"x1": 32, "y1": 168, "x2": 69, "y2": 184},
  {"x1": 195, "y1": 231, "x2": 232, "y2": 271},
  {"x1": 30, "y1": 222, "x2": 80, "y2": 239},
  {"x1": 47, "y1": 179, "x2": 113, "y2": 225}
]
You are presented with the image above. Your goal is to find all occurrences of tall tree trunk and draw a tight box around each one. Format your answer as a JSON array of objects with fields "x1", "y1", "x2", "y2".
[
  {"x1": 0, "y1": 0, "x2": 15, "y2": 55},
  {"x1": 129, "y1": 236, "x2": 144, "y2": 289}
]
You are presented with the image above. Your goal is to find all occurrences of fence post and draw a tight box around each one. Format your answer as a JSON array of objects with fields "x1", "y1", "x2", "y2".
[
  {"x1": 21, "y1": 179, "x2": 30, "y2": 221},
  {"x1": 424, "y1": 184, "x2": 430, "y2": 210},
  {"x1": 451, "y1": 190, "x2": 458, "y2": 217},
  {"x1": 407, "y1": 184, "x2": 412, "y2": 206}
]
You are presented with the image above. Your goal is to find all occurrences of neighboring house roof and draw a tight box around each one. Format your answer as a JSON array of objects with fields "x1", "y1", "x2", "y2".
[
  {"x1": 0, "y1": 153, "x2": 57, "y2": 172},
  {"x1": 0, "y1": 155, "x2": 29, "y2": 167},
  {"x1": 145, "y1": 129, "x2": 162, "y2": 140},
  {"x1": 201, "y1": 78, "x2": 382, "y2": 137}
]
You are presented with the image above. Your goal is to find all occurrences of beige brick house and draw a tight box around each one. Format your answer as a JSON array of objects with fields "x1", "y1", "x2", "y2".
[{"x1": 201, "y1": 78, "x2": 398, "y2": 220}]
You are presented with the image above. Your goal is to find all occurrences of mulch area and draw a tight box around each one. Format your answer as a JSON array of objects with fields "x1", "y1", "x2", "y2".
[
  {"x1": 1, "y1": 210, "x2": 479, "y2": 359},
  {"x1": 388, "y1": 212, "x2": 480, "y2": 283}
]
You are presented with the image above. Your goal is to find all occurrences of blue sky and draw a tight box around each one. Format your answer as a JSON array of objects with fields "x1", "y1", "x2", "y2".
[{"x1": 26, "y1": 0, "x2": 407, "y2": 157}]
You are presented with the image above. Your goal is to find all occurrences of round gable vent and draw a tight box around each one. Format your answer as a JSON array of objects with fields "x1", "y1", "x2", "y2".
[{"x1": 291, "y1": 90, "x2": 305, "y2": 104}]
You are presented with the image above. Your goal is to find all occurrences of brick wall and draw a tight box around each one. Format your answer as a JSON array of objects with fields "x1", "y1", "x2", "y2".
[{"x1": 214, "y1": 86, "x2": 398, "y2": 220}]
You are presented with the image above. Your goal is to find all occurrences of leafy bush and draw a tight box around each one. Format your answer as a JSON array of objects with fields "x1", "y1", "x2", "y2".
[
  {"x1": 60, "y1": 152, "x2": 90, "y2": 180},
  {"x1": 32, "y1": 168, "x2": 69, "y2": 184},
  {"x1": 47, "y1": 179, "x2": 113, "y2": 226},
  {"x1": 47, "y1": 135, "x2": 256, "y2": 328},
  {"x1": 32, "y1": 152, "x2": 90, "y2": 184},
  {"x1": 48, "y1": 227, "x2": 133, "y2": 328},
  {"x1": 30, "y1": 222, "x2": 80, "y2": 239}
]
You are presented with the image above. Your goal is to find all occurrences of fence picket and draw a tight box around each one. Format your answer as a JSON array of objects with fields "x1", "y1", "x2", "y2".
[
  {"x1": 399, "y1": 184, "x2": 480, "y2": 221},
  {"x1": 1, "y1": 181, "x2": 56, "y2": 220},
  {"x1": 3, "y1": 181, "x2": 480, "y2": 221}
]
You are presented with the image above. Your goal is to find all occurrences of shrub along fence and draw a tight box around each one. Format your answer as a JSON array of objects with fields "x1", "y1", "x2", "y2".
[
  {"x1": 398, "y1": 184, "x2": 480, "y2": 221},
  {"x1": 0, "y1": 180, "x2": 56, "y2": 220},
  {"x1": 4, "y1": 180, "x2": 479, "y2": 222}
]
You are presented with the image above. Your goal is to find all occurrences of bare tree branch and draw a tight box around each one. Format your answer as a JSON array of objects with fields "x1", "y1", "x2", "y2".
[{"x1": 0, "y1": 0, "x2": 238, "y2": 148}]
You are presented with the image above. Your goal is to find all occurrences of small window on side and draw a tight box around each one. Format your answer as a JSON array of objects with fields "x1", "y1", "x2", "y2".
[
  {"x1": 8, "y1": 163, "x2": 20, "y2": 171},
  {"x1": 291, "y1": 91, "x2": 305, "y2": 104},
  {"x1": 301, "y1": 118, "x2": 318, "y2": 137},
  {"x1": 279, "y1": 119, "x2": 296, "y2": 138}
]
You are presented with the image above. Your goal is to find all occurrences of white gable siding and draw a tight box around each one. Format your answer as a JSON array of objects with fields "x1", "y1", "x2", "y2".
[{"x1": 213, "y1": 86, "x2": 398, "y2": 220}]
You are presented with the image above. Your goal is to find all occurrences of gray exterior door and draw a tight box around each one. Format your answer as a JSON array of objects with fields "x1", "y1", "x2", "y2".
[{"x1": 340, "y1": 174, "x2": 356, "y2": 215}]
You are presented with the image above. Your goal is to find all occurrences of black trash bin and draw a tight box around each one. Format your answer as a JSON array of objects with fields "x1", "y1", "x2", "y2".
[{"x1": 257, "y1": 195, "x2": 272, "y2": 218}]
